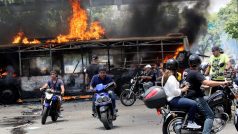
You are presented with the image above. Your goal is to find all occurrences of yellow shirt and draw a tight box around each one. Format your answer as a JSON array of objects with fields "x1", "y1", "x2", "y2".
[{"x1": 209, "y1": 54, "x2": 229, "y2": 80}]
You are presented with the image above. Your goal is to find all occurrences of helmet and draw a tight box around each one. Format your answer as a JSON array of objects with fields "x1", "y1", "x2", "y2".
[
  {"x1": 200, "y1": 62, "x2": 209, "y2": 71},
  {"x1": 188, "y1": 54, "x2": 201, "y2": 67},
  {"x1": 145, "y1": 64, "x2": 152, "y2": 68},
  {"x1": 166, "y1": 58, "x2": 178, "y2": 70}
]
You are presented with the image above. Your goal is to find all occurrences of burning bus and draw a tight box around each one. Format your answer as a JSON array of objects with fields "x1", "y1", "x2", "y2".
[
  {"x1": 0, "y1": 35, "x2": 190, "y2": 103},
  {"x1": 0, "y1": 0, "x2": 195, "y2": 103}
]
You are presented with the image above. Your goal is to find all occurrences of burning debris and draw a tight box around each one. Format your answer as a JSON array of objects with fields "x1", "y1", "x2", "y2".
[
  {"x1": 163, "y1": 45, "x2": 185, "y2": 62},
  {"x1": 12, "y1": 32, "x2": 41, "y2": 45},
  {"x1": 12, "y1": 0, "x2": 105, "y2": 45}
]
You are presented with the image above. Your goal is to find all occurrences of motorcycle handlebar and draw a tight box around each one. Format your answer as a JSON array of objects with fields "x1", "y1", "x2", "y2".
[{"x1": 44, "y1": 89, "x2": 61, "y2": 95}]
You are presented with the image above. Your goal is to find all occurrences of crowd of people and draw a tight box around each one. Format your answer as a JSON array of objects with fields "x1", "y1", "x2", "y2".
[{"x1": 38, "y1": 46, "x2": 238, "y2": 133}]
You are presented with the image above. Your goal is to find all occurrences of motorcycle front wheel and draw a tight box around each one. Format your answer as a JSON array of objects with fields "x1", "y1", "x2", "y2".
[
  {"x1": 100, "y1": 110, "x2": 113, "y2": 130},
  {"x1": 120, "y1": 90, "x2": 136, "y2": 106},
  {"x1": 234, "y1": 115, "x2": 238, "y2": 131},
  {"x1": 41, "y1": 107, "x2": 49, "y2": 125},
  {"x1": 51, "y1": 112, "x2": 58, "y2": 122}
]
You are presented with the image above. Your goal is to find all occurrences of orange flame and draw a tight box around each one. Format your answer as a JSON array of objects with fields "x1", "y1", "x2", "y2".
[
  {"x1": 12, "y1": 32, "x2": 41, "y2": 45},
  {"x1": 12, "y1": 0, "x2": 105, "y2": 45},
  {"x1": 163, "y1": 45, "x2": 184, "y2": 63},
  {"x1": 47, "y1": 0, "x2": 105, "y2": 43},
  {"x1": 12, "y1": 32, "x2": 24, "y2": 44}
]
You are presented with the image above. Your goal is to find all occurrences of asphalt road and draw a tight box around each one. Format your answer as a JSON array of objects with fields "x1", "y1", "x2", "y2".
[{"x1": 0, "y1": 100, "x2": 237, "y2": 134}]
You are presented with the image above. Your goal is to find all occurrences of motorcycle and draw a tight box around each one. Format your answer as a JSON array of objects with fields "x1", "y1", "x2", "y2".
[
  {"x1": 120, "y1": 72, "x2": 145, "y2": 106},
  {"x1": 41, "y1": 89, "x2": 61, "y2": 125},
  {"x1": 231, "y1": 81, "x2": 238, "y2": 131},
  {"x1": 225, "y1": 70, "x2": 238, "y2": 131},
  {"x1": 143, "y1": 83, "x2": 238, "y2": 134},
  {"x1": 94, "y1": 82, "x2": 117, "y2": 130}
]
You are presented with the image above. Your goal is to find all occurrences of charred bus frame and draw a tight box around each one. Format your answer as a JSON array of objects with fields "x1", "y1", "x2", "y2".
[{"x1": 0, "y1": 36, "x2": 189, "y2": 102}]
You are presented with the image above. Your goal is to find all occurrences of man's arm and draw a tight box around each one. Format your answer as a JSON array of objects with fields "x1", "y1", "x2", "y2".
[
  {"x1": 141, "y1": 76, "x2": 152, "y2": 80},
  {"x1": 40, "y1": 83, "x2": 48, "y2": 91},
  {"x1": 202, "y1": 80, "x2": 226, "y2": 87},
  {"x1": 226, "y1": 61, "x2": 231, "y2": 70},
  {"x1": 60, "y1": 85, "x2": 65, "y2": 95},
  {"x1": 89, "y1": 76, "x2": 96, "y2": 90},
  {"x1": 205, "y1": 65, "x2": 211, "y2": 76}
]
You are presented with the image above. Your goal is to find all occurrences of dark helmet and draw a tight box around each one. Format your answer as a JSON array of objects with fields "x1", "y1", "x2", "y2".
[
  {"x1": 166, "y1": 58, "x2": 178, "y2": 70},
  {"x1": 200, "y1": 62, "x2": 209, "y2": 71},
  {"x1": 188, "y1": 54, "x2": 202, "y2": 67}
]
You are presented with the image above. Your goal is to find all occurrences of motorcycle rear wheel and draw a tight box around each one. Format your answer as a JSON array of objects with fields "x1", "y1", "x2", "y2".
[
  {"x1": 163, "y1": 116, "x2": 184, "y2": 134},
  {"x1": 120, "y1": 90, "x2": 136, "y2": 106}
]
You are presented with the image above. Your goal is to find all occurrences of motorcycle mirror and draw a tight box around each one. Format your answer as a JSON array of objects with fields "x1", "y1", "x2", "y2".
[{"x1": 105, "y1": 82, "x2": 115, "y2": 90}]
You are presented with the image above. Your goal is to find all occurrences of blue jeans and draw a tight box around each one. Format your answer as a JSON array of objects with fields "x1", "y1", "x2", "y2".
[
  {"x1": 169, "y1": 96, "x2": 198, "y2": 121},
  {"x1": 92, "y1": 90, "x2": 116, "y2": 112},
  {"x1": 143, "y1": 81, "x2": 154, "y2": 92},
  {"x1": 195, "y1": 97, "x2": 214, "y2": 134}
]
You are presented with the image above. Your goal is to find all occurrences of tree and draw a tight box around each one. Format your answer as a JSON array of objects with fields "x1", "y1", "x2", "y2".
[
  {"x1": 225, "y1": 13, "x2": 238, "y2": 39},
  {"x1": 218, "y1": 0, "x2": 238, "y2": 39}
]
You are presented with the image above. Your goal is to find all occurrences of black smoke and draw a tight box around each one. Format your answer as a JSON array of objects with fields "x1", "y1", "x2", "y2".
[
  {"x1": 0, "y1": 0, "x2": 209, "y2": 44},
  {"x1": 0, "y1": 0, "x2": 70, "y2": 44},
  {"x1": 104, "y1": 0, "x2": 209, "y2": 44}
]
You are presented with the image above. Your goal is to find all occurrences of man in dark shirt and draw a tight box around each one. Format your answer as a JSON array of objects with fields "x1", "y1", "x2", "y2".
[
  {"x1": 86, "y1": 55, "x2": 102, "y2": 86},
  {"x1": 90, "y1": 67, "x2": 117, "y2": 116},
  {"x1": 185, "y1": 54, "x2": 228, "y2": 134},
  {"x1": 40, "y1": 70, "x2": 65, "y2": 117}
]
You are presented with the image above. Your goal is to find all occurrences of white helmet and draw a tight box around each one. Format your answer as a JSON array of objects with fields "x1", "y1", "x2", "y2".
[{"x1": 145, "y1": 64, "x2": 152, "y2": 68}]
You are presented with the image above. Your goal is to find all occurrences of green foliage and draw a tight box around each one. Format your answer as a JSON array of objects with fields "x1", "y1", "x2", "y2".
[
  {"x1": 195, "y1": 0, "x2": 238, "y2": 54},
  {"x1": 218, "y1": 0, "x2": 238, "y2": 39},
  {"x1": 225, "y1": 13, "x2": 238, "y2": 39}
]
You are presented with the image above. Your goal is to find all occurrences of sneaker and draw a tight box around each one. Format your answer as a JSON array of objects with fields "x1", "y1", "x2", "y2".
[
  {"x1": 187, "y1": 122, "x2": 201, "y2": 129},
  {"x1": 114, "y1": 108, "x2": 118, "y2": 113},
  {"x1": 92, "y1": 111, "x2": 97, "y2": 117},
  {"x1": 58, "y1": 112, "x2": 63, "y2": 118}
]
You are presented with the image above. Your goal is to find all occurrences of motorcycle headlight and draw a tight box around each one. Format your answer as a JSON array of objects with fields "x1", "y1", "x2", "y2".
[
  {"x1": 102, "y1": 96, "x2": 110, "y2": 102},
  {"x1": 97, "y1": 97, "x2": 103, "y2": 103},
  {"x1": 130, "y1": 79, "x2": 134, "y2": 83},
  {"x1": 45, "y1": 92, "x2": 53, "y2": 100}
]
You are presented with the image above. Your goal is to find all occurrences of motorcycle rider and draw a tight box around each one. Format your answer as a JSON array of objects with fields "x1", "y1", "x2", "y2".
[
  {"x1": 163, "y1": 58, "x2": 201, "y2": 129},
  {"x1": 205, "y1": 46, "x2": 232, "y2": 118},
  {"x1": 140, "y1": 64, "x2": 156, "y2": 91},
  {"x1": 186, "y1": 54, "x2": 229, "y2": 134},
  {"x1": 90, "y1": 67, "x2": 117, "y2": 117},
  {"x1": 40, "y1": 70, "x2": 65, "y2": 117},
  {"x1": 205, "y1": 46, "x2": 230, "y2": 93}
]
